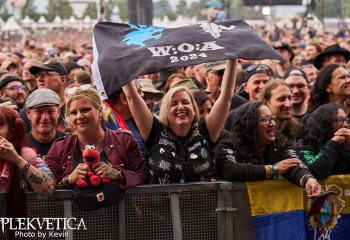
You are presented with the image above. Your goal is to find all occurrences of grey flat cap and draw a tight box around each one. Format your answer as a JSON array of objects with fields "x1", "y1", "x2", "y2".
[{"x1": 25, "y1": 89, "x2": 60, "y2": 109}]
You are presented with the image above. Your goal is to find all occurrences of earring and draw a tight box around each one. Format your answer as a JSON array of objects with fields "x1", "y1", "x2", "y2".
[{"x1": 99, "y1": 114, "x2": 105, "y2": 127}]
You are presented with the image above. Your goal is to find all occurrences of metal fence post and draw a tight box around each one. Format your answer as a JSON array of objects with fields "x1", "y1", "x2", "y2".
[
  {"x1": 63, "y1": 199, "x2": 73, "y2": 240},
  {"x1": 170, "y1": 192, "x2": 183, "y2": 240},
  {"x1": 119, "y1": 198, "x2": 126, "y2": 240}
]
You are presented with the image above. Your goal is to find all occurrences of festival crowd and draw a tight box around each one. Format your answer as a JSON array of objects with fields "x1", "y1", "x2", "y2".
[{"x1": 1, "y1": 21, "x2": 350, "y2": 237}]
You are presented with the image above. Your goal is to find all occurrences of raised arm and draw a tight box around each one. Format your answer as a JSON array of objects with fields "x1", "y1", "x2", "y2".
[
  {"x1": 205, "y1": 59, "x2": 237, "y2": 142},
  {"x1": 122, "y1": 81, "x2": 154, "y2": 141}
]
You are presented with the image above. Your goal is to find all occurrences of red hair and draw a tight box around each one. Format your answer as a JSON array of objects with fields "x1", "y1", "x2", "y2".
[{"x1": 0, "y1": 107, "x2": 27, "y2": 240}]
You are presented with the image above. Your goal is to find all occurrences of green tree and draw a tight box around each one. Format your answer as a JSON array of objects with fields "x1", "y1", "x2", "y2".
[
  {"x1": 46, "y1": 0, "x2": 73, "y2": 22},
  {"x1": 153, "y1": 0, "x2": 172, "y2": 18},
  {"x1": 176, "y1": 0, "x2": 188, "y2": 16},
  {"x1": 165, "y1": 10, "x2": 177, "y2": 21},
  {"x1": 23, "y1": 0, "x2": 41, "y2": 21},
  {"x1": 188, "y1": 0, "x2": 207, "y2": 20},
  {"x1": 313, "y1": 0, "x2": 349, "y2": 19},
  {"x1": 0, "y1": 7, "x2": 11, "y2": 21},
  {"x1": 83, "y1": 2, "x2": 97, "y2": 19},
  {"x1": 105, "y1": 0, "x2": 127, "y2": 22}
]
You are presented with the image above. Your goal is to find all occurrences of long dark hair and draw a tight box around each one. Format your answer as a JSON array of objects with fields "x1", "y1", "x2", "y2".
[
  {"x1": 304, "y1": 103, "x2": 340, "y2": 149},
  {"x1": 259, "y1": 79, "x2": 302, "y2": 139},
  {"x1": 229, "y1": 101, "x2": 265, "y2": 164},
  {"x1": 308, "y1": 64, "x2": 341, "y2": 113},
  {"x1": 0, "y1": 107, "x2": 27, "y2": 240}
]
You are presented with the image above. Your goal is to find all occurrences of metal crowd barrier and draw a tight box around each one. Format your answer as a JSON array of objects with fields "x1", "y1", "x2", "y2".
[{"x1": 0, "y1": 182, "x2": 255, "y2": 240}]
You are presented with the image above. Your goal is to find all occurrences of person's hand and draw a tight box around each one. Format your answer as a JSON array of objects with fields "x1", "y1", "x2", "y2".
[
  {"x1": 0, "y1": 136, "x2": 21, "y2": 164},
  {"x1": 67, "y1": 163, "x2": 90, "y2": 184},
  {"x1": 92, "y1": 162, "x2": 122, "y2": 180},
  {"x1": 333, "y1": 127, "x2": 350, "y2": 145},
  {"x1": 274, "y1": 158, "x2": 301, "y2": 176},
  {"x1": 305, "y1": 178, "x2": 322, "y2": 197},
  {"x1": 0, "y1": 101, "x2": 17, "y2": 110}
]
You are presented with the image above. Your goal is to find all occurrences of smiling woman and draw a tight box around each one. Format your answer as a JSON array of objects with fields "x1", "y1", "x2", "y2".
[
  {"x1": 45, "y1": 85, "x2": 148, "y2": 192},
  {"x1": 215, "y1": 101, "x2": 321, "y2": 197},
  {"x1": 123, "y1": 59, "x2": 238, "y2": 184}
]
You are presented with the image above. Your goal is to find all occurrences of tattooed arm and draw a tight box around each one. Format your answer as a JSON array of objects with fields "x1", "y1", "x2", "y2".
[
  {"x1": 21, "y1": 161, "x2": 56, "y2": 196},
  {"x1": 0, "y1": 138, "x2": 55, "y2": 196}
]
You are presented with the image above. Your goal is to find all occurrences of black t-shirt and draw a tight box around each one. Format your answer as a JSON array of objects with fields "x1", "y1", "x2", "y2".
[{"x1": 26, "y1": 131, "x2": 67, "y2": 161}]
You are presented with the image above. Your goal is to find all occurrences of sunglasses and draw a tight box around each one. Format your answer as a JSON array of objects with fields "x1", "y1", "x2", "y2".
[
  {"x1": 67, "y1": 84, "x2": 94, "y2": 96},
  {"x1": 245, "y1": 64, "x2": 271, "y2": 75}
]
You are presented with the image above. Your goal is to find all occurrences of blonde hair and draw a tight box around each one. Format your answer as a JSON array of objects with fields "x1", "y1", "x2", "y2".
[
  {"x1": 159, "y1": 86, "x2": 199, "y2": 128},
  {"x1": 65, "y1": 87, "x2": 107, "y2": 133}
]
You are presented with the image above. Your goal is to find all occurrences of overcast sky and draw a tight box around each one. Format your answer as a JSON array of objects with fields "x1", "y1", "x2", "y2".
[{"x1": 33, "y1": 0, "x2": 305, "y2": 17}]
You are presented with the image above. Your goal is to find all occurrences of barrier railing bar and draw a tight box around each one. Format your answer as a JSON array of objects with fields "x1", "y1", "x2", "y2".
[
  {"x1": 63, "y1": 199, "x2": 73, "y2": 240},
  {"x1": 118, "y1": 198, "x2": 125, "y2": 240},
  {"x1": 170, "y1": 192, "x2": 183, "y2": 240}
]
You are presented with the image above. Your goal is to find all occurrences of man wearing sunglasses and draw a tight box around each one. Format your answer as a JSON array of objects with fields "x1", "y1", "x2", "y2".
[
  {"x1": 238, "y1": 64, "x2": 272, "y2": 102},
  {"x1": 19, "y1": 61, "x2": 68, "y2": 133},
  {"x1": 0, "y1": 74, "x2": 28, "y2": 110}
]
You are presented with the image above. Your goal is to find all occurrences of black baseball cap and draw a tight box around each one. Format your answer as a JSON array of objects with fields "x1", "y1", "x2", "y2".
[
  {"x1": 0, "y1": 74, "x2": 24, "y2": 90},
  {"x1": 29, "y1": 61, "x2": 68, "y2": 77}
]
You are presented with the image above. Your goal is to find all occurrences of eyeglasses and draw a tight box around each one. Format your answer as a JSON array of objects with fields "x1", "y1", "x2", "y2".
[
  {"x1": 35, "y1": 71, "x2": 61, "y2": 79},
  {"x1": 4, "y1": 85, "x2": 27, "y2": 91},
  {"x1": 287, "y1": 83, "x2": 307, "y2": 89},
  {"x1": 259, "y1": 115, "x2": 276, "y2": 124},
  {"x1": 245, "y1": 64, "x2": 271, "y2": 75},
  {"x1": 334, "y1": 117, "x2": 349, "y2": 126},
  {"x1": 67, "y1": 84, "x2": 94, "y2": 96}
]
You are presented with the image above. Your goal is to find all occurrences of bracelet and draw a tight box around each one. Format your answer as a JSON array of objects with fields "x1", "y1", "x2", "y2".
[
  {"x1": 60, "y1": 175, "x2": 72, "y2": 188},
  {"x1": 272, "y1": 164, "x2": 279, "y2": 179},
  {"x1": 117, "y1": 170, "x2": 124, "y2": 181},
  {"x1": 265, "y1": 165, "x2": 272, "y2": 179},
  {"x1": 19, "y1": 162, "x2": 31, "y2": 177},
  {"x1": 301, "y1": 174, "x2": 314, "y2": 187}
]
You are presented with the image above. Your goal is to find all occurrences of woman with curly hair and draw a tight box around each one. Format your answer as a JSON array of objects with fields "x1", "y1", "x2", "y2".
[
  {"x1": 215, "y1": 101, "x2": 321, "y2": 196},
  {"x1": 298, "y1": 103, "x2": 350, "y2": 179},
  {"x1": 259, "y1": 79, "x2": 304, "y2": 147},
  {"x1": 307, "y1": 64, "x2": 350, "y2": 116}
]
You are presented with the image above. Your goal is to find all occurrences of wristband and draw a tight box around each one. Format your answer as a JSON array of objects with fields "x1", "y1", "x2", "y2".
[
  {"x1": 19, "y1": 162, "x2": 31, "y2": 177},
  {"x1": 272, "y1": 164, "x2": 279, "y2": 179},
  {"x1": 301, "y1": 174, "x2": 314, "y2": 187},
  {"x1": 265, "y1": 165, "x2": 272, "y2": 179}
]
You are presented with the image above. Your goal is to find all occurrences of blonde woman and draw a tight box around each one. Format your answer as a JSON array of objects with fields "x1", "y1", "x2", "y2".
[
  {"x1": 46, "y1": 85, "x2": 148, "y2": 189},
  {"x1": 123, "y1": 60, "x2": 237, "y2": 184}
]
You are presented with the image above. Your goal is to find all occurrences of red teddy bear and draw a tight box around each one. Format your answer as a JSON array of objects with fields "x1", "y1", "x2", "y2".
[{"x1": 76, "y1": 145, "x2": 110, "y2": 188}]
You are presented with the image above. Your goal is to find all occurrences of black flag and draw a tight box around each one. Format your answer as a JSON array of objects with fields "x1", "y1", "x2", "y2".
[{"x1": 92, "y1": 20, "x2": 283, "y2": 99}]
